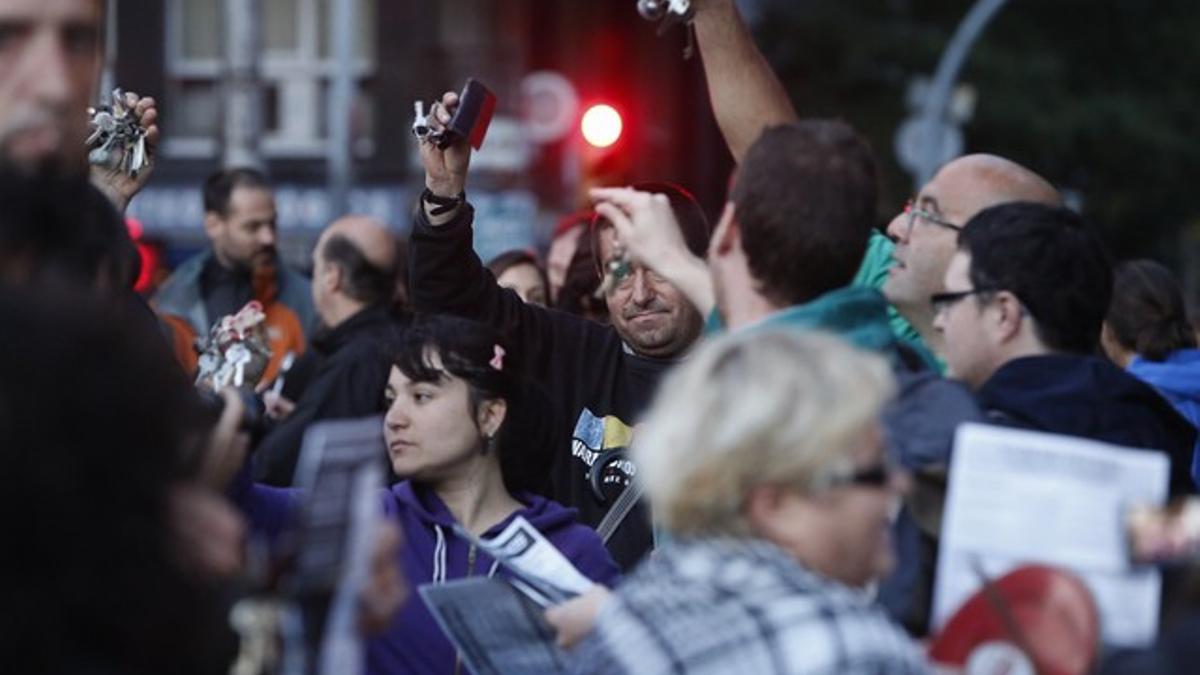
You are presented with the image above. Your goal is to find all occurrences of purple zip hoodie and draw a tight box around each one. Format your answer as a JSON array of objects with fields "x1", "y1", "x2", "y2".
[{"x1": 235, "y1": 476, "x2": 620, "y2": 674}]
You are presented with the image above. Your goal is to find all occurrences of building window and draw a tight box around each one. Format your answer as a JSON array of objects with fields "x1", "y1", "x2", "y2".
[{"x1": 164, "y1": 0, "x2": 377, "y2": 159}]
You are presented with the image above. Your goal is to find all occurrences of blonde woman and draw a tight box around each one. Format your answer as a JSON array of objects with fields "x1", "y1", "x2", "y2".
[{"x1": 553, "y1": 329, "x2": 929, "y2": 674}]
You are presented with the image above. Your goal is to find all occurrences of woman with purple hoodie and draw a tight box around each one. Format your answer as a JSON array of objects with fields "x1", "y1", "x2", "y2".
[{"x1": 237, "y1": 315, "x2": 620, "y2": 673}]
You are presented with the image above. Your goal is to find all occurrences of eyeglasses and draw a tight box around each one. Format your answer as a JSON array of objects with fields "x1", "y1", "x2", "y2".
[
  {"x1": 904, "y1": 199, "x2": 962, "y2": 235},
  {"x1": 816, "y1": 460, "x2": 897, "y2": 491},
  {"x1": 930, "y1": 288, "x2": 1000, "y2": 314}
]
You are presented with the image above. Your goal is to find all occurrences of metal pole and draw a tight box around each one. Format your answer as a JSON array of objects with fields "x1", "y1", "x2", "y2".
[
  {"x1": 224, "y1": 0, "x2": 263, "y2": 169},
  {"x1": 915, "y1": 0, "x2": 1010, "y2": 189},
  {"x1": 99, "y1": 0, "x2": 118, "y2": 97},
  {"x1": 328, "y1": 0, "x2": 358, "y2": 217}
]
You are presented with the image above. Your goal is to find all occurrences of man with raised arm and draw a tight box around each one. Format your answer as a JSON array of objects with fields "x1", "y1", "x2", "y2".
[
  {"x1": 408, "y1": 92, "x2": 710, "y2": 571},
  {"x1": 667, "y1": 0, "x2": 1064, "y2": 367}
]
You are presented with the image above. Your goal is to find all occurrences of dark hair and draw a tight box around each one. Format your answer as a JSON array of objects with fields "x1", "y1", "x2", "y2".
[
  {"x1": 0, "y1": 289, "x2": 229, "y2": 674},
  {"x1": 1106, "y1": 259, "x2": 1196, "y2": 361},
  {"x1": 392, "y1": 315, "x2": 552, "y2": 495},
  {"x1": 203, "y1": 167, "x2": 271, "y2": 216},
  {"x1": 554, "y1": 210, "x2": 592, "y2": 240},
  {"x1": 321, "y1": 233, "x2": 396, "y2": 306},
  {"x1": 590, "y1": 181, "x2": 710, "y2": 273},
  {"x1": 0, "y1": 167, "x2": 135, "y2": 289},
  {"x1": 487, "y1": 248, "x2": 547, "y2": 286},
  {"x1": 556, "y1": 227, "x2": 610, "y2": 322},
  {"x1": 731, "y1": 120, "x2": 879, "y2": 306},
  {"x1": 958, "y1": 202, "x2": 1113, "y2": 354}
]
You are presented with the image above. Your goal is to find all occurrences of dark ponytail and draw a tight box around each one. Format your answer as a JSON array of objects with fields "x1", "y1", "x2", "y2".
[{"x1": 1106, "y1": 259, "x2": 1196, "y2": 362}]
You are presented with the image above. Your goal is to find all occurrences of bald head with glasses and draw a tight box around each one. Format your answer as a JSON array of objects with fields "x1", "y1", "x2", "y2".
[{"x1": 880, "y1": 154, "x2": 1062, "y2": 353}]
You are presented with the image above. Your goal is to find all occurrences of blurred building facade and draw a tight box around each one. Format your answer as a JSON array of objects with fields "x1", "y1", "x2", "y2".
[{"x1": 113, "y1": 0, "x2": 730, "y2": 271}]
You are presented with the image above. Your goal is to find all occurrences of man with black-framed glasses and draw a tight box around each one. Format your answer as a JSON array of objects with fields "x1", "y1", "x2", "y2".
[{"x1": 934, "y1": 201, "x2": 1196, "y2": 496}]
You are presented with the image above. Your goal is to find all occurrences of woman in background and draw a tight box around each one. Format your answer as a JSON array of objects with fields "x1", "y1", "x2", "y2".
[
  {"x1": 487, "y1": 248, "x2": 550, "y2": 306},
  {"x1": 1102, "y1": 259, "x2": 1200, "y2": 487}
]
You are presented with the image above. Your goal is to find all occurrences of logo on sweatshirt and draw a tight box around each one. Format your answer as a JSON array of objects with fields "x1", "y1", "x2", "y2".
[{"x1": 571, "y1": 409, "x2": 637, "y2": 504}]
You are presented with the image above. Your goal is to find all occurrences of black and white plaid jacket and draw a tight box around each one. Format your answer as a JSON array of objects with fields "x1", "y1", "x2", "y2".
[{"x1": 569, "y1": 537, "x2": 930, "y2": 675}]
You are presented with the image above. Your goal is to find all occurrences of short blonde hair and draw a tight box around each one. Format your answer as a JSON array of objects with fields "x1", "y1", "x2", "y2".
[{"x1": 633, "y1": 329, "x2": 895, "y2": 537}]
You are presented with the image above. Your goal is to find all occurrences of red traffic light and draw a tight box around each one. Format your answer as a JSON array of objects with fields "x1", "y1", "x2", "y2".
[{"x1": 581, "y1": 104, "x2": 623, "y2": 148}]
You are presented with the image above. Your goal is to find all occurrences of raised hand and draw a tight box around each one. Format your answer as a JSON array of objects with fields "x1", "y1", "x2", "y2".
[
  {"x1": 418, "y1": 91, "x2": 472, "y2": 199},
  {"x1": 90, "y1": 91, "x2": 159, "y2": 214},
  {"x1": 590, "y1": 186, "x2": 716, "y2": 316}
]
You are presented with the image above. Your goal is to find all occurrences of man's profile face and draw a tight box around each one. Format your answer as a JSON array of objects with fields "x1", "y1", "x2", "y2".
[
  {"x1": 0, "y1": 0, "x2": 102, "y2": 173},
  {"x1": 882, "y1": 158, "x2": 1011, "y2": 315},
  {"x1": 933, "y1": 250, "x2": 997, "y2": 390},
  {"x1": 597, "y1": 226, "x2": 701, "y2": 359},
  {"x1": 207, "y1": 186, "x2": 278, "y2": 271}
]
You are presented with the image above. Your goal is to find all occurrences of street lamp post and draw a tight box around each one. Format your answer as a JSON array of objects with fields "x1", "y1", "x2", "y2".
[{"x1": 913, "y1": 0, "x2": 1010, "y2": 190}]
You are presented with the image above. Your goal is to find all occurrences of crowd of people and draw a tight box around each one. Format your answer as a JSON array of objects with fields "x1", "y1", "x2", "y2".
[{"x1": 5, "y1": 0, "x2": 1200, "y2": 674}]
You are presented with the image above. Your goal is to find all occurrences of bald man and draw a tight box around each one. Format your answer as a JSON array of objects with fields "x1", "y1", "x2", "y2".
[
  {"x1": 682, "y1": 0, "x2": 1065, "y2": 368},
  {"x1": 253, "y1": 215, "x2": 407, "y2": 485},
  {"x1": 861, "y1": 153, "x2": 1062, "y2": 358}
]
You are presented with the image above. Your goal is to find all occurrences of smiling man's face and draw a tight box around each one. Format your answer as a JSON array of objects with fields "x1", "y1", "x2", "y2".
[{"x1": 597, "y1": 225, "x2": 702, "y2": 359}]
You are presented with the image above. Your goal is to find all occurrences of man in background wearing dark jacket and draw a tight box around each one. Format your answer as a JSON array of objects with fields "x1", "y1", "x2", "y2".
[
  {"x1": 253, "y1": 215, "x2": 405, "y2": 485},
  {"x1": 936, "y1": 202, "x2": 1196, "y2": 496}
]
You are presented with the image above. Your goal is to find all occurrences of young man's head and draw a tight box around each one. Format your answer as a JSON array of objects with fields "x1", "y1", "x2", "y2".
[
  {"x1": 710, "y1": 120, "x2": 878, "y2": 325},
  {"x1": 311, "y1": 214, "x2": 397, "y2": 329},
  {"x1": 202, "y1": 168, "x2": 277, "y2": 271},
  {"x1": 934, "y1": 202, "x2": 1113, "y2": 389},
  {"x1": 882, "y1": 154, "x2": 1062, "y2": 334},
  {"x1": 592, "y1": 182, "x2": 708, "y2": 359},
  {"x1": 0, "y1": 0, "x2": 103, "y2": 174}
]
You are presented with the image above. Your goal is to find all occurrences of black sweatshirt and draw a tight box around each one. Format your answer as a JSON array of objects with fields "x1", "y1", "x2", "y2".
[
  {"x1": 253, "y1": 304, "x2": 404, "y2": 485},
  {"x1": 410, "y1": 203, "x2": 675, "y2": 570}
]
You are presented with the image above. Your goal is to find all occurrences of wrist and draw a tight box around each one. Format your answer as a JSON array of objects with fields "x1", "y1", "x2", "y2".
[
  {"x1": 425, "y1": 177, "x2": 466, "y2": 199},
  {"x1": 96, "y1": 181, "x2": 130, "y2": 215},
  {"x1": 421, "y1": 188, "x2": 465, "y2": 225}
]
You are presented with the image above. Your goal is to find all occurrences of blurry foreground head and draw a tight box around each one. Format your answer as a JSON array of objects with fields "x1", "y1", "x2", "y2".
[
  {"x1": 0, "y1": 0, "x2": 103, "y2": 175},
  {"x1": 0, "y1": 167, "x2": 133, "y2": 290},
  {"x1": 0, "y1": 288, "x2": 231, "y2": 675},
  {"x1": 634, "y1": 329, "x2": 901, "y2": 587}
]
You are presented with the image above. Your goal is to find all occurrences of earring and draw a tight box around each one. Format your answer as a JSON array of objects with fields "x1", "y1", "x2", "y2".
[{"x1": 482, "y1": 434, "x2": 497, "y2": 455}]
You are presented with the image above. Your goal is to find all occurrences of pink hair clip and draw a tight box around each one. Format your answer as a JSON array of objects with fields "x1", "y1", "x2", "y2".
[{"x1": 490, "y1": 344, "x2": 506, "y2": 371}]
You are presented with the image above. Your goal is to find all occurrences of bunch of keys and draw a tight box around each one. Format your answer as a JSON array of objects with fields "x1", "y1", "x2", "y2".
[
  {"x1": 595, "y1": 246, "x2": 633, "y2": 299},
  {"x1": 411, "y1": 79, "x2": 497, "y2": 150},
  {"x1": 636, "y1": 0, "x2": 697, "y2": 59},
  {"x1": 86, "y1": 88, "x2": 148, "y2": 178}
]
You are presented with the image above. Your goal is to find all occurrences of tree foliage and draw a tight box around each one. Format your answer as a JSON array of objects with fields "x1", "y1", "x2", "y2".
[{"x1": 751, "y1": 0, "x2": 1200, "y2": 266}]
